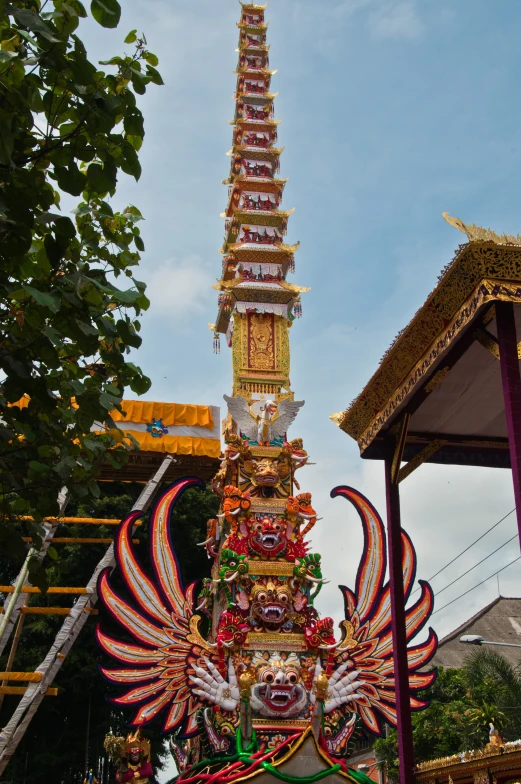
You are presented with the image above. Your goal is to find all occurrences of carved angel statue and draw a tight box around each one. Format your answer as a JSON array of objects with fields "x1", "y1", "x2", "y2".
[{"x1": 223, "y1": 394, "x2": 304, "y2": 445}]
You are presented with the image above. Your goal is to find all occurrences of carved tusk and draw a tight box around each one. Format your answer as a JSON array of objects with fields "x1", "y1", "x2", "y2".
[
  {"x1": 305, "y1": 575, "x2": 323, "y2": 584},
  {"x1": 196, "y1": 598, "x2": 207, "y2": 610},
  {"x1": 222, "y1": 640, "x2": 235, "y2": 648},
  {"x1": 319, "y1": 642, "x2": 339, "y2": 650},
  {"x1": 216, "y1": 513, "x2": 225, "y2": 519},
  {"x1": 231, "y1": 507, "x2": 241, "y2": 516},
  {"x1": 229, "y1": 452, "x2": 241, "y2": 461},
  {"x1": 297, "y1": 512, "x2": 315, "y2": 520},
  {"x1": 197, "y1": 537, "x2": 214, "y2": 546},
  {"x1": 225, "y1": 571, "x2": 239, "y2": 583},
  {"x1": 206, "y1": 641, "x2": 218, "y2": 648}
]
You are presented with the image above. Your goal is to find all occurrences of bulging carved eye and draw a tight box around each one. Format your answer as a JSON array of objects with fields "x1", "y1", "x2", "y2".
[
  {"x1": 263, "y1": 670, "x2": 275, "y2": 683},
  {"x1": 287, "y1": 671, "x2": 298, "y2": 684},
  {"x1": 257, "y1": 591, "x2": 267, "y2": 603},
  {"x1": 279, "y1": 594, "x2": 289, "y2": 604},
  {"x1": 274, "y1": 523, "x2": 281, "y2": 532},
  {"x1": 221, "y1": 726, "x2": 231, "y2": 735},
  {"x1": 254, "y1": 523, "x2": 263, "y2": 532}
]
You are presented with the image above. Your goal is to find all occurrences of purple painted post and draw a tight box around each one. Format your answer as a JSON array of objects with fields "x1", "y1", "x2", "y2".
[
  {"x1": 384, "y1": 453, "x2": 414, "y2": 784},
  {"x1": 496, "y1": 301, "x2": 521, "y2": 549}
]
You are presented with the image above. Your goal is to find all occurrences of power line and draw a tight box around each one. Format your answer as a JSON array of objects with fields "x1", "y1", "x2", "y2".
[
  {"x1": 434, "y1": 535, "x2": 518, "y2": 598},
  {"x1": 411, "y1": 508, "x2": 515, "y2": 596},
  {"x1": 431, "y1": 556, "x2": 521, "y2": 616}
]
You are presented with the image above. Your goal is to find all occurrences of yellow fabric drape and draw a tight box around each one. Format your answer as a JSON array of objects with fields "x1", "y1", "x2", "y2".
[
  {"x1": 103, "y1": 401, "x2": 215, "y2": 429},
  {"x1": 95, "y1": 431, "x2": 221, "y2": 458},
  {"x1": 10, "y1": 397, "x2": 215, "y2": 430}
]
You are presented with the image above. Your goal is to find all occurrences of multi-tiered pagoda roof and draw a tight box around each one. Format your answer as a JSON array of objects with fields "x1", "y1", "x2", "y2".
[{"x1": 213, "y1": 2, "x2": 308, "y2": 382}]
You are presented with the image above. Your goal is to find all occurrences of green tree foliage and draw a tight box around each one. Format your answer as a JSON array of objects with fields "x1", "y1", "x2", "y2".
[
  {"x1": 0, "y1": 0, "x2": 163, "y2": 587},
  {"x1": 464, "y1": 648, "x2": 521, "y2": 741},
  {"x1": 374, "y1": 655, "x2": 521, "y2": 782},
  {"x1": 0, "y1": 481, "x2": 218, "y2": 783}
]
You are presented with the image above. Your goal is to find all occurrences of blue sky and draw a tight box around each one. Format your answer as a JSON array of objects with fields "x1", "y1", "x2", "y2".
[{"x1": 81, "y1": 1, "x2": 521, "y2": 774}]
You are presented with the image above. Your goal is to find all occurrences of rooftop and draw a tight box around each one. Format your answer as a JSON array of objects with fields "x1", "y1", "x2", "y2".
[{"x1": 432, "y1": 596, "x2": 521, "y2": 669}]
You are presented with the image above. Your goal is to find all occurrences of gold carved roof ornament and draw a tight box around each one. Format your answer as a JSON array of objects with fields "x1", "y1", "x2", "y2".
[
  {"x1": 240, "y1": 1, "x2": 268, "y2": 9},
  {"x1": 442, "y1": 212, "x2": 521, "y2": 246}
]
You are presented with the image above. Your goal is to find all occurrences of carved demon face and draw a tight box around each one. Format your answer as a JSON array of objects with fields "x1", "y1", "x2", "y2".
[
  {"x1": 250, "y1": 654, "x2": 308, "y2": 718},
  {"x1": 248, "y1": 516, "x2": 287, "y2": 557},
  {"x1": 250, "y1": 580, "x2": 292, "y2": 629},
  {"x1": 251, "y1": 459, "x2": 280, "y2": 487}
]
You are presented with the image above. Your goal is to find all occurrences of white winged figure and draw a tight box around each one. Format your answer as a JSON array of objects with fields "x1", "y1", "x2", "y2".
[{"x1": 224, "y1": 394, "x2": 304, "y2": 445}]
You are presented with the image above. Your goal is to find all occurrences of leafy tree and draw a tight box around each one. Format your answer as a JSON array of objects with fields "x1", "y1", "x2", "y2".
[
  {"x1": 463, "y1": 648, "x2": 521, "y2": 742},
  {"x1": 375, "y1": 654, "x2": 521, "y2": 781},
  {"x1": 374, "y1": 667, "x2": 478, "y2": 782},
  {"x1": 0, "y1": 481, "x2": 218, "y2": 782},
  {"x1": 0, "y1": 0, "x2": 163, "y2": 587}
]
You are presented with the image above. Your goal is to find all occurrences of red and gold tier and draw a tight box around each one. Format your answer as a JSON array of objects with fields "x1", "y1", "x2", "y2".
[{"x1": 213, "y1": 1, "x2": 308, "y2": 401}]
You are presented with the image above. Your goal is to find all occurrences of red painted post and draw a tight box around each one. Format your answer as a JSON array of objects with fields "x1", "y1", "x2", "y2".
[
  {"x1": 384, "y1": 453, "x2": 414, "y2": 784},
  {"x1": 496, "y1": 301, "x2": 521, "y2": 549}
]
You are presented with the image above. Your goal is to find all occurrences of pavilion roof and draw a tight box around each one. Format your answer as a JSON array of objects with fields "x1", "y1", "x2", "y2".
[{"x1": 332, "y1": 215, "x2": 521, "y2": 468}]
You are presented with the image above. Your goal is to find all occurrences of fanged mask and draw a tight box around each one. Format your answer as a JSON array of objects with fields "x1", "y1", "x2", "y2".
[
  {"x1": 250, "y1": 581, "x2": 291, "y2": 629},
  {"x1": 248, "y1": 517, "x2": 287, "y2": 557},
  {"x1": 250, "y1": 655, "x2": 308, "y2": 718}
]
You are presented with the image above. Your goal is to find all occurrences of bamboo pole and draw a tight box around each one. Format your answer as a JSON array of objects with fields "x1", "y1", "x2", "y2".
[
  {"x1": 0, "y1": 599, "x2": 28, "y2": 709},
  {"x1": 0, "y1": 550, "x2": 36, "y2": 642}
]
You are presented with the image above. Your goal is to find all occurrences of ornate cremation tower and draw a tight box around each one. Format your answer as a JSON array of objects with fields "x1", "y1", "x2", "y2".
[
  {"x1": 96, "y1": 5, "x2": 437, "y2": 784},
  {"x1": 213, "y1": 0, "x2": 306, "y2": 401}
]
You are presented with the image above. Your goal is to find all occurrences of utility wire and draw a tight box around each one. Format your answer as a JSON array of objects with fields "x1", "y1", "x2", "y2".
[
  {"x1": 434, "y1": 534, "x2": 518, "y2": 598},
  {"x1": 411, "y1": 508, "x2": 515, "y2": 597},
  {"x1": 431, "y1": 556, "x2": 521, "y2": 615}
]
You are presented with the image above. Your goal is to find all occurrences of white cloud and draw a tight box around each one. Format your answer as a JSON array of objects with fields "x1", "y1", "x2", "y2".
[
  {"x1": 369, "y1": 1, "x2": 424, "y2": 39},
  {"x1": 144, "y1": 255, "x2": 214, "y2": 321}
]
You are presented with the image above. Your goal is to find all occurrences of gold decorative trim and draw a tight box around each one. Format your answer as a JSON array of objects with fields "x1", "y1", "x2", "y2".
[
  {"x1": 247, "y1": 631, "x2": 305, "y2": 650},
  {"x1": 443, "y1": 212, "x2": 521, "y2": 246},
  {"x1": 338, "y1": 264, "x2": 521, "y2": 452},
  {"x1": 424, "y1": 366, "x2": 450, "y2": 393},
  {"x1": 248, "y1": 561, "x2": 294, "y2": 576}
]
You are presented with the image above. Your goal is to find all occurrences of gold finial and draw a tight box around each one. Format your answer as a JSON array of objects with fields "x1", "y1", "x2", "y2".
[
  {"x1": 314, "y1": 671, "x2": 329, "y2": 702},
  {"x1": 330, "y1": 412, "x2": 344, "y2": 426},
  {"x1": 239, "y1": 671, "x2": 254, "y2": 698},
  {"x1": 442, "y1": 212, "x2": 521, "y2": 245}
]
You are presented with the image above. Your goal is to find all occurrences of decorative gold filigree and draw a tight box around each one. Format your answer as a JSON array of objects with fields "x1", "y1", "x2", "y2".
[
  {"x1": 443, "y1": 212, "x2": 521, "y2": 246},
  {"x1": 186, "y1": 614, "x2": 215, "y2": 653},
  {"x1": 424, "y1": 366, "x2": 450, "y2": 393},
  {"x1": 336, "y1": 241, "x2": 521, "y2": 448}
]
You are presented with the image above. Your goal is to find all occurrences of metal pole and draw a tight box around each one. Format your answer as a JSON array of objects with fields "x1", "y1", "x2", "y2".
[
  {"x1": 496, "y1": 301, "x2": 521, "y2": 552},
  {"x1": 384, "y1": 452, "x2": 414, "y2": 784}
]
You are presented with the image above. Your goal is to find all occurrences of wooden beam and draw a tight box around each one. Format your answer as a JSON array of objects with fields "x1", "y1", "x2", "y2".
[
  {"x1": 0, "y1": 587, "x2": 90, "y2": 595},
  {"x1": 398, "y1": 439, "x2": 448, "y2": 483},
  {"x1": 0, "y1": 686, "x2": 57, "y2": 696},
  {"x1": 0, "y1": 673, "x2": 41, "y2": 682},
  {"x1": 19, "y1": 607, "x2": 99, "y2": 616},
  {"x1": 474, "y1": 324, "x2": 521, "y2": 360},
  {"x1": 390, "y1": 414, "x2": 410, "y2": 485},
  {"x1": 17, "y1": 516, "x2": 141, "y2": 526},
  {"x1": 21, "y1": 537, "x2": 139, "y2": 544}
]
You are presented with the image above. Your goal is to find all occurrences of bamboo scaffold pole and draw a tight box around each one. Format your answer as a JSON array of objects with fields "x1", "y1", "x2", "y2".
[
  {"x1": 0, "y1": 455, "x2": 173, "y2": 774},
  {"x1": 0, "y1": 487, "x2": 69, "y2": 659}
]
